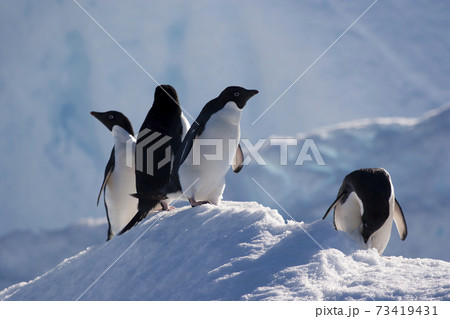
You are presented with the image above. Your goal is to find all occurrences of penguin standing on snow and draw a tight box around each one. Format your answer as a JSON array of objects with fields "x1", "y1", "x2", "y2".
[
  {"x1": 170, "y1": 86, "x2": 258, "y2": 207},
  {"x1": 91, "y1": 111, "x2": 138, "y2": 241},
  {"x1": 322, "y1": 168, "x2": 407, "y2": 254},
  {"x1": 119, "y1": 85, "x2": 190, "y2": 235}
]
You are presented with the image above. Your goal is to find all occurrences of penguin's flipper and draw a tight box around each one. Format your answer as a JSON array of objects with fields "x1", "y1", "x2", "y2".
[
  {"x1": 107, "y1": 226, "x2": 113, "y2": 241},
  {"x1": 173, "y1": 117, "x2": 205, "y2": 173},
  {"x1": 322, "y1": 192, "x2": 345, "y2": 220},
  {"x1": 172, "y1": 98, "x2": 222, "y2": 174},
  {"x1": 104, "y1": 199, "x2": 113, "y2": 241},
  {"x1": 232, "y1": 144, "x2": 244, "y2": 173},
  {"x1": 393, "y1": 198, "x2": 407, "y2": 240},
  {"x1": 97, "y1": 147, "x2": 115, "y2": 206}
]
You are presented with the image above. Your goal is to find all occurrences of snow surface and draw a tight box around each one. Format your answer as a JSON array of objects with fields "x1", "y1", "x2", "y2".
[{"x1": 1, "y1": 202, "x2": 449, "y2": 301}]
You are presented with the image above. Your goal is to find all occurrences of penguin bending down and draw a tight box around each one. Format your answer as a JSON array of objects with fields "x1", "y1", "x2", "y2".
[
  {"x1": 119, "y1": 85, "x2": 190, "y2": 235},
  {"x1": 91, "y1": 111, "x2": 138, "y2": 241},
  {"x1": 170, "y1": 86, "x2": 258, "y2": 207},
  {"x1": 323, "y1": 168, "x2": 407, "y2": 254}
]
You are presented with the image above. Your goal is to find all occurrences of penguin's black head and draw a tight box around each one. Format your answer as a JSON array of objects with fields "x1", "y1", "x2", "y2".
[
  {"x1": 153, "y1": 85, "x2": 180, "y2": 110},
  {"x1": 361, "y1": 219, "x2": 382, "y2": 244},
  {"x1": 347, "y1": 168, "x2": 392, "y2": 243},
  {"x1": 90, "y1": 111, "x2": 134, "y2": 135},
  {"x1": 220, "y1": 86, "x2": 259, "y2": 109}
]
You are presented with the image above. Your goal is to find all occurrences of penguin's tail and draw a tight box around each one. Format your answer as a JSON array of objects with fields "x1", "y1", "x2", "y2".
[
  {"x1": 118, "y1": 209, "x2": 149, "y2": 236},
  {"x1": 118, "y1": 197, "x2": 161, "y2": 236}
]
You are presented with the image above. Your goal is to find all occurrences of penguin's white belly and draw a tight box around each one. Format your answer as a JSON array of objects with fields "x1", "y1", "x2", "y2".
[
  {"x1": 106, "y1": 128, "x2": 138, "y2": 235},
  {"x1": 179, "y1": 102, "x2": 241, "y2": 204},
  {"x1": 335, "y1": 191, "x2": 394, "y2": 254},
  {"x1": 334, "y1": 191, "x2": 363, "y2": 235}
]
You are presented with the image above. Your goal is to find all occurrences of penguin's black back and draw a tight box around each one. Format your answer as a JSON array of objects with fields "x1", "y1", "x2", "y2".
[
  {"x1": 340, "y1": 168, "x2": 391, "y2": 241},
  {"x1": 135, "y1": 85, "x2": 184, "y2": 211}
]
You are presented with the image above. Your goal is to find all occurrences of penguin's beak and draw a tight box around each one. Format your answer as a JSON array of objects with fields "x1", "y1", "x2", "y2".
[
  {"x1": 90, "y1": 111, "x2": 104, "y2": 123},
  {"x1": 238, "y1": 89, "x2": 259, "y2": 109},
  {"x1": 362, "y1": 228, "x2": 371, "y2": 244},
  {"x1": 90, "y1": 111, "x2": 100, "y2": 119},
  {"x1": 90, "y1": 111, "x2": 111, "y2": 130}
]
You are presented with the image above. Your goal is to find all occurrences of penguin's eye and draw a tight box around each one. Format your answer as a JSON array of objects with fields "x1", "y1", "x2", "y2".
[
  {"x1": 108, "y1": 115, "x2": 114, "y2": 120},
  {"x1": 234, "y1": 92, "x2": 240, "y2": 97},
  {"x1": 364, "y1": 223, "x2": 369, "y2": 228}
]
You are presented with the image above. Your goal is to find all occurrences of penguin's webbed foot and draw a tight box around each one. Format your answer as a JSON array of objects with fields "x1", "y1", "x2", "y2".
[
  {"x1": 189, "y1": 198, "x2": 210, "y2": 207},
  {"x1": 161, "y1": 201, "x2": 175, "y2": 211}
]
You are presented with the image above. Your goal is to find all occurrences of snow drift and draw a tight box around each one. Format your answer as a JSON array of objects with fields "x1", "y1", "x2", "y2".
[{"x1": 1, "y1": 202, "x2": 449, "y2": 301}]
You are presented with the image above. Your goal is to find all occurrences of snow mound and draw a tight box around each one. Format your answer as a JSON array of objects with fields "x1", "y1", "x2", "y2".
[{"x1": 1, "y1": 202, "x2": 449, "y2": 301}]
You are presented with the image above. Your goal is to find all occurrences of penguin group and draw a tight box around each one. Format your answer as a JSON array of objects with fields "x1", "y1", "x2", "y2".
[
  {"x1": 92, "y1": 85, "x2": 407, "y2": 255},
  {"x1": 92, "y1": 85, "x2": 257, "y2": 240}
]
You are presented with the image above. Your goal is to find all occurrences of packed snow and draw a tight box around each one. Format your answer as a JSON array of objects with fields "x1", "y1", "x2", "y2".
[{"x1": 1, "y1": 202, "x2": 449, "y2": 301}]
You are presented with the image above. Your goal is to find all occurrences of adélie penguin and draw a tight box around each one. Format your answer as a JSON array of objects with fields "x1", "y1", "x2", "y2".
[
  {"x1": 91, "y1": 111, "x2": 138, "y2": 241},
  {"x1": 322, "y1": 168, "x2": 407, "y2": 254},
  {"x1": 119, "y1": 85, "x2": 190, "y2": 235},
  {"x1": 170, "y1": 86, "x2": 258, "y2": 207}
]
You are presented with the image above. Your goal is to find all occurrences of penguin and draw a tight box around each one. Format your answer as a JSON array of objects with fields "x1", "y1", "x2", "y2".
[
  {"x1": 322, "y1": 168, "x2": 407, "y2": 254},
  {"x1": 170, "y1": 86, "x2": 258, "y2": 207},
  {"x1": 119, "y1": 85, "x2": 190, "y2": 235},
  {"x1": 91, "y1": 111, "x2": 138, "y2": 241}
]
